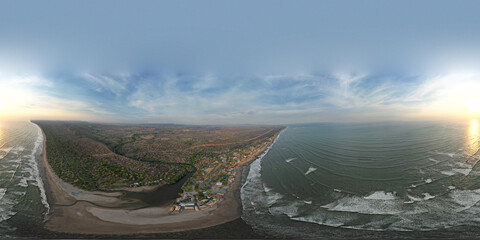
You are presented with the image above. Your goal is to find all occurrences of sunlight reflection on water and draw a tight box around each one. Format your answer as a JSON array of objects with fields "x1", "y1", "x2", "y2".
[{"x1": 467, "y1": 120, "x2": 479, "y2": 155}]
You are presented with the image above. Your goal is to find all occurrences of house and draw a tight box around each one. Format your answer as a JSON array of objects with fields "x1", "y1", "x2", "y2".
[{"x1": 180, "y1": 202, "x2": 198, "y2": 211}]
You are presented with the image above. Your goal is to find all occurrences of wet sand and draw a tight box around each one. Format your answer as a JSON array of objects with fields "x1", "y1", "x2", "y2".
[{"x1": 40, "y1": 129, "x2": 276, "y2": 235}]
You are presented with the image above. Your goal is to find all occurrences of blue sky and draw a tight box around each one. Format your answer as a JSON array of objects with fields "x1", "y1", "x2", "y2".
[{"x1": 1, "y1": 1, "x2": 480, "y2": 124}]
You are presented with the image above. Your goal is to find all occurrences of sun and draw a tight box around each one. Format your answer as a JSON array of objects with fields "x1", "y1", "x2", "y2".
[{"x1": 467, "y1": 99, "x2": 480, "y2": 113}]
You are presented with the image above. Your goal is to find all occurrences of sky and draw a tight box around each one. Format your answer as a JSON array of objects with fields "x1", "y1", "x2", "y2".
[{"x1": 1, "y1": 0, "x2": 480, "y2": 124}]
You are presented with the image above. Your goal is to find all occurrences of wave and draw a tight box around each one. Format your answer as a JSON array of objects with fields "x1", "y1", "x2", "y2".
[
  {"x1": 263, "y1": 184, "x2": 273, "y2": 193},
  {"x1": 0, "y1": 189, "x2": 6, "y2": 201},
  {"x1": 448, "y1": 189, "x2": 480, "y2": 210},
  {"x1": 433, "y1": 151, "x2": 456, "y2": 158},
  {"x1": 304, "y1": 167, "x2": 317, "y2": 175},
  {"x1": 422, "y1": 193, "x2": 435, "y2": 200},
  {"x1": 10, "y1": 146, "x2": 25, "y2": 155},
  {"x1": 241, "y1": 128, "x2": 286, "y2": 214},
  {"x1": 239, "y1": 123, "x2": 480, "y2": 235},
  {"x1": 440, "y1": 170, "x2": 455, "y2": 176},
  {"x1": 18, "y1": 177, "x2": 28, "y2": 188},
  {"x1": 0, "y1": 148, "x2": 13, "y2": 160},
  {"x1": 285, "y1": 158, "x2": 296, "y2": 163},
  {"x1": 453, "y1": 168, "x2": 471, "y2": 175},
  {"x1": 0, "y1": 210, "x2": 16, "y2": 222},
  {"x1": 406, "y1": 194, "x2": 422, "y2": 202},
  {"x1": 30, "y1": 123, "x2": 50, "y2": 217},
  {"x1": 322, "y1": 195, "x2": 403, "y2": 215},
  {"x1": 364, "y1": 191, "x2": 396, "y2": 200}
]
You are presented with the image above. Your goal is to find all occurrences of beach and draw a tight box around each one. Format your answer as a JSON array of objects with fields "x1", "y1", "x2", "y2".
[{"x1": 40, "y1": 130, "x2": 277, "y2": 235}]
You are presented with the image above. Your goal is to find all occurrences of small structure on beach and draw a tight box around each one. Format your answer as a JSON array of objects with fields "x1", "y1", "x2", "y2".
[{"x1": 171, "y1": 202, "x2": 199, "y2": 212}]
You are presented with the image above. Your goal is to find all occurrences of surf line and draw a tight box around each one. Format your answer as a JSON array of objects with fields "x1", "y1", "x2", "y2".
[{"x1": 241, "y1": 127, "x2": 287, "y2": 190}]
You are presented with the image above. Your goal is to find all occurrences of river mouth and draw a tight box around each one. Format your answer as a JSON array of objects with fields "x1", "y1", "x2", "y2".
[{"x1": 119, "y1": 172, "x2": 193, "y2": 208}]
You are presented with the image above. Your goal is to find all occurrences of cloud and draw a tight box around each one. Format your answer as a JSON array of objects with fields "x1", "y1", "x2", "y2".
[
  {"x1": 2, "y1": 70, "x2": 479, "y2": 124},
  {"x1": 82, "y1": 73, "x2": 130, "y2": 95}
]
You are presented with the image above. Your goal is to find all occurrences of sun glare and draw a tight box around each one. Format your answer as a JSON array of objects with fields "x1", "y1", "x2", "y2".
[{"x1": 467, "y1": 99, "x2": 480, "y2": 113}]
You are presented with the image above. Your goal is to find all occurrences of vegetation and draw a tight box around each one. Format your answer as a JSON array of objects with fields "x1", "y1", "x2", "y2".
[{"x1": 34, "y1": 120, "x2": 283, "y2": 192}]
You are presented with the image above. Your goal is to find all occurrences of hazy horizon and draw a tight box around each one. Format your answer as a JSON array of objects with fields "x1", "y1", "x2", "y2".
[{"x1": 2, "y1": 1, "x2": 480, "y2": 124}]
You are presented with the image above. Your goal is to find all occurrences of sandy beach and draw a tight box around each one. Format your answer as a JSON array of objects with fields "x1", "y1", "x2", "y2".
[{"x1": 40, "y1": 130, "x2": 274, "y2": 235}]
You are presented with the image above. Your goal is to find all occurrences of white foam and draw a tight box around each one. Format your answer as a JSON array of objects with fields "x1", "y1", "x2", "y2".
[
  {"x1": 435, "y1": 152, "x2": 455, "y2": 157},
  {"x1": 425, "y1": 178, "x2": 432, "y2": 183},
  {"x1": 291, "y1": 215, "x2": 348, "y2": 228},
  {"x1": 455, "y1": 162, "x2": 470, "y2": 168},
  {"x1": 18, "y1": 177, "x2": 28, "y2": 187},
  {"x1": 0, "y1": 210, "x2": 16, "y2": 222},
  {"x1": 241, "y1": 128, "x2": 285, "y2": 214},
  {"x1": 334, "y1": 189, "x2": 342, "y2": 192},
  {"x1": 0, "y1": 188, "x2": 6, "y2": 200},
  {"x1": 304, "y1": 167, "x2": 317, "y2": 175},
  {"x1": 364, "y1": 191, "x2": 396, "y2": 200},
  {"x1": 322, "y1": 195, "x2": 402, "y2": 215},
  {"x1": 407, "y1": 194, "x2": 422, "y2": 202},
  {"x1": 453, "y1": 168, "x2": 471, "y2": 175},
  {"x1": 30, "y1": 123, "x2": 50, "y2": 217},
  {"x1": 267, "y1": 192, "x2": 283, "y2": 205},
  {"x1": 269, "y1": 201, "x2": 299, "y2": 218},
  {"x1": 448, "y1": 189, "x2": 480, "y2": 209},
  {"x1": 428, "y1": 157, "x2": 440, "y2": 163},
  {"x1": 285, "y1": 158, "x2": 296, "y2": 163},
  {"x1": 0, "y1": 147, "x2": 13, "y2": 159},
  {"x1": 448, "y1": 186, "x2": 456, "y2": 190},
  {"x1": 10, "y1": 146, "x2": 25, "y2": 154},
  {"x1": 11, "y1": 191, "x2": 25, "y2": 197},
  {"x1": 441, "y1": 170, "x2": 455, "y2": 176},
  {"x1": 304, "y1": 200, "x2": 312, "y2": 204},
  {"x1": 423, "y1": 193, "x2": 435, "y2": 200},
  {"x1": 411, "y1": 184, "x2": 417, "y2": 188}
]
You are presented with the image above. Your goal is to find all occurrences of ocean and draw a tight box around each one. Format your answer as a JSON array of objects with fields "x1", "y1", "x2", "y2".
[
  {"x1": 241, "y1": 121, "x2": 480, "y2": 238},
  {"x1": 0, "y1": 121, "x2": 48, "y2": 237}
]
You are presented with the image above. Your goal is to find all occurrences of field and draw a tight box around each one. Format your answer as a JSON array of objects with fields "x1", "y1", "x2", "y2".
[{"x1": 34, "y1": 121, "x2": 283, "y2": 192}]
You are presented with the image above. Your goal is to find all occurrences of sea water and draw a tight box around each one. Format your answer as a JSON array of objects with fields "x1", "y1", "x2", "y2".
[
  {"x1": 0, "y1": 121, "x2": 47, "y2": 236},
  {"x1": 242, "y1": 121, "x2": 480, "y2": 237}
]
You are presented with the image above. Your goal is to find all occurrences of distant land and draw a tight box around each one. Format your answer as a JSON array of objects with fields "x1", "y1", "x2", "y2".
[{"x1": 33, "y1": 120, "x2": 284, "y2": 234}]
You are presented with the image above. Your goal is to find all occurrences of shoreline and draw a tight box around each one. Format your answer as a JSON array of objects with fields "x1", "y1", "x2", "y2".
[{"x1": 39, "y1": 125, "x2": 282, "y2": 235}]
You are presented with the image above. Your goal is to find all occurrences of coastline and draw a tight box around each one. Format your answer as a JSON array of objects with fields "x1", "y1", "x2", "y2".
[{"x1": 39, "y1": 126, "x2": 282, "y2": 235}]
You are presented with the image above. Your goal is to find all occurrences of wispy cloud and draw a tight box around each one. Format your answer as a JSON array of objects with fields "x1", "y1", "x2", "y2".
[
  {"x1": 2, "y1": 70, "x2": 479, "y2": 123},
  {"x1": 82, "y1": 73, "x2": 130, "y2": 95}
]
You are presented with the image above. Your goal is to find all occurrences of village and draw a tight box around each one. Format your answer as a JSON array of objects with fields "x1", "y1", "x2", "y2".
[{"x1": 169, "y1": 136, "x2": 275, "y2": 214}]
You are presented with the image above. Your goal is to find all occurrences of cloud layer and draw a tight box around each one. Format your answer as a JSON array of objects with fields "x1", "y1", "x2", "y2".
[{"x1": 2, "y1": 71, "x2": 478, "y2": 124}]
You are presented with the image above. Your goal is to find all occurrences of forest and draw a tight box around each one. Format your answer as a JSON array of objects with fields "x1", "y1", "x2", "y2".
[{"x1": 34, "y1": 121, "x2": 283, "y2": 191}]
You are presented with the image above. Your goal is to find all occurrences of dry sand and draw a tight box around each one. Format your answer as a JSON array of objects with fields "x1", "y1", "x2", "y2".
[{"x1": 40, "y1": 130, "x2": 268, "y2": 234}]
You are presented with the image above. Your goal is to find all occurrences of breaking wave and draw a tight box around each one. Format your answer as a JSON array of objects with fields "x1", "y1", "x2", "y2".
[
  {"x1": 0, "y1": 121, "x2": 50, "y2": 234},
  {"x1": 241, "y1": 122, "x2": 480, "y2": 237}
]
